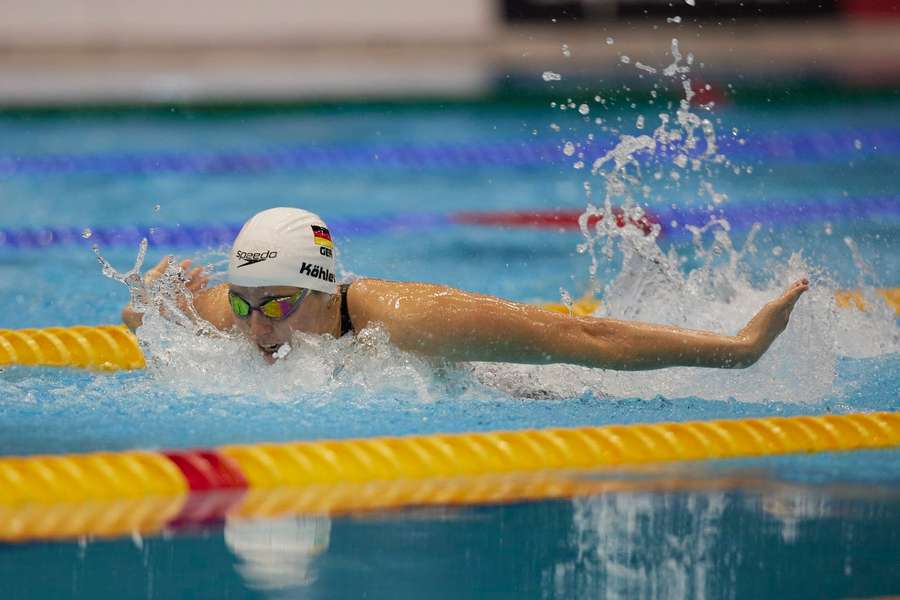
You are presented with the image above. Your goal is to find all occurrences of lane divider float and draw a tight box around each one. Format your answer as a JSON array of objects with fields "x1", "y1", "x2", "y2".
[
  {"x1": 1, "y1": 196, "x2": 898, "y2": 250},
  {"x1": 0, "y1": 325, "x2": 145, "y2": 370},
  {"x1": 0, "y1": 128, "x2": 896, "y2": 179},
  {"x1": 0, "y1": 411, "x2": 897, "y2": 542}
]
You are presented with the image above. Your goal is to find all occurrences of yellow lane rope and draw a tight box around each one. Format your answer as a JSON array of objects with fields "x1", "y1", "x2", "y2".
[
  {"x1": 0, "y1": 287, "x2": 896, "y2": 370},
  {"x1": 542, "y1": 286, "x2": 900, "y2": 316},
  {"x1": 0, "y1": 412, "x2": 897, "y2": 541},
  {"x1": 218, "y1": 413, "x2": 900, "y2": 488},
  {"x1": 0, "y1": 325, "x2": 145, "y2": 370}
]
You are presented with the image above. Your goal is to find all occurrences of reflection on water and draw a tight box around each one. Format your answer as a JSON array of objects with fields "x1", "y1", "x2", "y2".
[
  {"x1": 2, "y1": 471, "x2": 899, "y2": 599},
  {"x1": 550, "y1": 491, "x2": 727, "y2": 600},
  {"x1": 544, "y1": 483, "x2": 899, "y2": 600},
  {"x1": 224, "y1": 516, "x2": 331, "y2": 592}
]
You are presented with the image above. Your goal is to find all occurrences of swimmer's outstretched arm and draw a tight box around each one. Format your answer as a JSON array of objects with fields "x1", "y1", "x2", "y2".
[{"x1": 348, "y1": 278, "x2": 809, "y2": 370}]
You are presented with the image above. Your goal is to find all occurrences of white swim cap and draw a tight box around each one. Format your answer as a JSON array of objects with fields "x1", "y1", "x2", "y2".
[{"x1": 228, "y1": 207, "x2": 337, "y2": 294}]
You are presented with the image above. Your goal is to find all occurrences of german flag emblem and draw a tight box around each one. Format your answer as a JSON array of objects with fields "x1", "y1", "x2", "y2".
[{"x1": 311, "y1": 225, "x2": 333, "y2": 249}]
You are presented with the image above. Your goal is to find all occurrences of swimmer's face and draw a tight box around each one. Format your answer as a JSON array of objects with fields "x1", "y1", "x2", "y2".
[{"x1": 229, "y1": 285, "x2": 336, "y2": 364}]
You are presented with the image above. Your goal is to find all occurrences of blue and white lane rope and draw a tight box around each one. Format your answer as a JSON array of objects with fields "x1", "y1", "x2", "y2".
[
  {"x1": 0, "y1": 128, "x2": 896, "y2": 177},
  {"x1": 0, "y1": 197, "x2": 897, "y2": 251}
]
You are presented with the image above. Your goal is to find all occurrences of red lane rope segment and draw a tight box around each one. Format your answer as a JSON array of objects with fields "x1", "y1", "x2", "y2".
[{"x1": 452, "y1": 209, "x2": 659, "y2": 235}]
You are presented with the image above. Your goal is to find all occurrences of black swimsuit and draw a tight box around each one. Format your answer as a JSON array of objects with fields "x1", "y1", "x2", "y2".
[{"x1": 339, "y1": 283, "x2": 354, "y2": 337}]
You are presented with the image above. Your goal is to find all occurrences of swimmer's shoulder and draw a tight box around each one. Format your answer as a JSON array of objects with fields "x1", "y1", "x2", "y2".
[
  {"x1": 342, "y1": 278, "x2": 391, "y2": 331},
  {"x1": 343, "y1": 278, "x2": 451, "y2": 332}
]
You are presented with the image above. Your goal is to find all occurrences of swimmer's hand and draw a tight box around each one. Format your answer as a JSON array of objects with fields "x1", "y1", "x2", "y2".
[
  {"x1": 735, "y1": 278, "x2": 809, "y2": 366},
  {"x1": 121, "y1": 256, "x2": 210, "y2": 331}
]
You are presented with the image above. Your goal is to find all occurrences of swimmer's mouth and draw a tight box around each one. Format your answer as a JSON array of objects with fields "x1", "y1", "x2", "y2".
[{"x1": 258, "y1": 343, "x2": 282, "y2": 354}]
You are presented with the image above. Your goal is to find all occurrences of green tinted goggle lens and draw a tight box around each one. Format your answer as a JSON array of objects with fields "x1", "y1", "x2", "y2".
[{"x1": 229, "y1": 293, "x2": 251, "y2": 317}]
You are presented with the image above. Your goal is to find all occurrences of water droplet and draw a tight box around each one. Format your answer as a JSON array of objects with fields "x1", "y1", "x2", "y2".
[
  {"x1": 824, "y1": 222, "x2": 833, "y2": 235},
  {"x1": 606, "y1": 37, "x2": 615, "y2": 45},
  {"x1": 667, "y1": 16, "x2": 682, "y2": 23},
  {"x1": 542, "y1": 71, "x2": 562, "y2": 82},
  {"x1": 573, "y1": 161, "x2": 585, "y2": 169},
  {"x1": 81, "y1": 228, "x2": 92, "y2": 239},
  {"x1": 563, "y1": 142, "x2": 576, "y2": 156},
  {"x1": 853, "y1": 139, "x2": 862, "y2": 150},
  {"x1": 772, "y1": 246, "x2": 783, "y2": 256},
  {"x1": 578, "y1": 104, "x2": 590, "y2": 115},
  {"x1": 636, "y1": 115, "x2": 645, "y2": 129},
  {"x1": 153, "y1": 204, "x2": 161, "y2": 212},
  {"x1": 549, "y1": 123, "x2": 561, "y2": 132},
  {"x1": 620, "y1": 55, "x2": 631, "y2": 64},
  {"x1": 685, "y1": 0, "x2": 695, "y2": 6},
  {"x1": 561, "y1": 44, "x2": 571, "y2": 57}
]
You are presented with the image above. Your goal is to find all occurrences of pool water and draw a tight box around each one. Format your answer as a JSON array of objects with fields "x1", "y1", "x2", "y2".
[{"x1": 1, "y1": 82, "x2": 899, "y2": 597}]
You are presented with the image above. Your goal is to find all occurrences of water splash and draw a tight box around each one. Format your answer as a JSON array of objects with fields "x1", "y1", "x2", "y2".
[{"x1": 539, "y1": 37, "x2": 900, "y2": 403}]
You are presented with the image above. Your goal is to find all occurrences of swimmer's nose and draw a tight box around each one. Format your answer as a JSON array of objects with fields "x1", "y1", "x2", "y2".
[{"x1": 248, "y1": 311, "x2": 273, "y2": 337}]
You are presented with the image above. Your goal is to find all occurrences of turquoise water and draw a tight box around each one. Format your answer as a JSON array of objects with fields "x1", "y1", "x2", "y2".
[{"x1": 0, "y1": 95, "x2": 898, "y2": 598}]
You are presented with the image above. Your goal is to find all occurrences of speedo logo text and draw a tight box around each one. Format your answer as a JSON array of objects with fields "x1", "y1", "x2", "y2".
[
  {"x1": 235, "y1": 249, "x2": 278, "y2": 268},
  {"x1": 300, "y1": 262, "x2": 336, "y2": 282}
]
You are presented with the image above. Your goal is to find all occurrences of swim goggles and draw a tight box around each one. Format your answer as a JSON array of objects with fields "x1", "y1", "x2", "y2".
[{"x1": 228, "y1": 289, "x2": 310, "y2": 321}]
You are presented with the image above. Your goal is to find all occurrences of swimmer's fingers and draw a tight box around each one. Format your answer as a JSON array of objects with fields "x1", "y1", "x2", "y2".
[
  {"x1": 142, "y1": 255, "x2": 174, "y2": 287},
  {"x1": 148, "y1": 255, "x2": 172, "y2": 276},
  {"x1": 184, "y1": 266, "x2": 209, "y2": 292}
]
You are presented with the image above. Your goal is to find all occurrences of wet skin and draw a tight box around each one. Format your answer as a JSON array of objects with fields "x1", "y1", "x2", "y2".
[{"x1": 123, "y1": 256, "x2": 809, "y2": 370}]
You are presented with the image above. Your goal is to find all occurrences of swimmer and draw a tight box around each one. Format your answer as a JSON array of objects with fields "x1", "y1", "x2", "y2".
[{"x1": 122, "y1": 207, "x2": 809, "y2": 369}]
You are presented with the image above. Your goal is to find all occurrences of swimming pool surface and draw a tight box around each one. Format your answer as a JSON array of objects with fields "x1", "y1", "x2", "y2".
[{"x1": 1, "y1": 86, "x2": 898, "y2": 598}]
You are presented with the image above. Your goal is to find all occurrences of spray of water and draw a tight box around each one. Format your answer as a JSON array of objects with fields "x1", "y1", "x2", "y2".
[{"x1": 512, "y1": 37, "x2": 898, "y2": 403}]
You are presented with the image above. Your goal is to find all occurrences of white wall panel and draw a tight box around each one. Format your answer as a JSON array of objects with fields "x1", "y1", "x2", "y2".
[{"x1": 0, "y1": 0, "x2": 497, "y2": 47}]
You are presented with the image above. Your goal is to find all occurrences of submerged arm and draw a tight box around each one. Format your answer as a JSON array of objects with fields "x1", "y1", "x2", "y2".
[{"x1": 349, "y1": 278, "x2": 807, "y2": 370}]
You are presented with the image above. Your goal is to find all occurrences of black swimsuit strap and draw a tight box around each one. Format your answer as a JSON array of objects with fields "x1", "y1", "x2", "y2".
[{"x1": 339, "y1": 283, "x2": 354, "y2": 337}]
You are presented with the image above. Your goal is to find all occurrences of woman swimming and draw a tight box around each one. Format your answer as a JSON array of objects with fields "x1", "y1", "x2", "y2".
[{"x1": 122, "y1": 207, "x2": 809, "y2": 368}]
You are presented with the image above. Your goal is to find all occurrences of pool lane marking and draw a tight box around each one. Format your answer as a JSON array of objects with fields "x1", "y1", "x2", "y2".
[
  {"x1": 0, "y1": 128, "x2": 896, "y2": 177},
  {"x1": 0, "y1": 412, "x2": 898, "y2": 541},
  {"x1": 1, "y1": 196, "x2": 898, "y2": 250}
]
